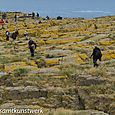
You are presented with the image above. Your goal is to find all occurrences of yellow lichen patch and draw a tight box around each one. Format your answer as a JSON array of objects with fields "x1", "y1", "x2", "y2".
[
  {"x1": 40, "y1": 34, "x2": 51, "y2": 38},
  {"x1": 102, "y1": 50, "x2": 115, "y2": 61},
  {"x1": 18, "y1": 29, "x2": 25, "y2": 37},
  {"x1": 78, "y1": 53, "x2": 88, "y2": 60},
  {"x1": 0, "y1": 64, "x2": 5, "y2": 71},
  {"x1": 99, "y1": 40, "x2": 115, "y2": 45},
  {"x1": 46, "y1": 59, "x2": 59, "y2": 66},
  {"x1": 76, "y1": 44, "x2": 87, "y2": 48},
  {"x1": 72, "y1": 53, "x2": 88, "y2": 64},
  {"x1": 5, "y1": 62, "x2": 27, "y2": 72},
  {"x1": 72, "y1": 55, "x2": 84, "y2": 64},
  {"x1": 25, "y1": 60, "x2": 37, "y2": 67},
  {"x1": 38, "y1": 39, "x2": 46, "y2": 45},
  {"x1": 52, "y1": 75, "x2": 67, "y2": 79},
  {"x1": 27, "y1": 23, "x2": 36, "y2": 28},
  {"x1": 27, "y1": 29, "x2": 38, "y2": 36},
  {"x1": 46, "y1": 37, "x2": 81, "y2": 45}
]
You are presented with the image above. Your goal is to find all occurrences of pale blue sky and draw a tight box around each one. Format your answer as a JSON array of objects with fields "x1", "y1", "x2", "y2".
[{"x1": 0, "y1": 0, "x2": 115, "y2": 18}]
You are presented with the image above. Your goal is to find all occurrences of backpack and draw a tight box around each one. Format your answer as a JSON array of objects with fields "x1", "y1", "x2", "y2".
[{"x1": 95, "y1": 49, "x2": 102, "y2": 59}]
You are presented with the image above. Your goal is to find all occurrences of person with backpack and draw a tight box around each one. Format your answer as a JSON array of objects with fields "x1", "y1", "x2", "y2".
[
  {"x1": 6, "y1": 30, "x2": 10, "y2": 41},
  {"x1": 28, "y1": 38, "x2": 37, "y2": 57},
  {"x1": 90, "y1": 46, "x2": 102, "y2": 67},
  {"x1": 11, "y1": 30, "x2": 19, "y2": 40}
]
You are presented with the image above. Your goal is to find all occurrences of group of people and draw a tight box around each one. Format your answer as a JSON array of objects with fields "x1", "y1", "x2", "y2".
[
  {"x1": 5, "y1": 30, "x2": 19, "y2": 41},
  {"x1": 28, "y1": 42, "x2": 102, "y2": 67},
  {"x1": 5, "y1": 29, "x2": 37, "y2": 57},
  {"x1": 5, "y1": 30, "x2": 29, "y2": 41},
  {"x1": 5, "y1": 29, "x2": 102, "y2": 67},
  {"x1": 3, "y1": 12, "x2": 102, "y2": 67}
]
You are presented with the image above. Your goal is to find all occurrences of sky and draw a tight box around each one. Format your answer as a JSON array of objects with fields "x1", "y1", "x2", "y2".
[{"x1": 0, "y1": 0, "x2": 115, "y2": 18}]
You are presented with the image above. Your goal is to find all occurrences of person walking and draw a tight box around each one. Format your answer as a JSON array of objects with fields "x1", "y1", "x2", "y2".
[
  {"x1": 6, "y1": 30, "x2": 10, "y2": 41},
  {"x1": 28, "y1": 38, "x2": 37, "y2": 57},
  {"x1": 90, "y1": 46, "x2": 102, "y2": 67}
]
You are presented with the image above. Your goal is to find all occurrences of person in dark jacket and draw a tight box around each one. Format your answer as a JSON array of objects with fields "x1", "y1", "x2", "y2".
[
  {"x1": 46, "y1": 16, "x2": 50, "y2": 20},
  {"x1": 32, "y1": 12, "x2": 35, "y2": 19},
  {"x1": 14, "y1": 14, "x2": 17, "y2": 22},
  {"x1": 11, "y1": 30, "x2": 19, "y2": 40},
  {"x1": 36, "y1": 13, "x2": 39, "y2": 18},
  {"x1": 28, "y1": 38, "x2": 37, "y2": 57},
  {"x1": 90, "y1": 46, "x2": 102, "y2": 67}
]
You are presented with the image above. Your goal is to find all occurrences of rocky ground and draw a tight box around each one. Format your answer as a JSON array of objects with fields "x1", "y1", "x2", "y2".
[{"x1": 0, "y1": 13, "x2": 115, "y2": 115}]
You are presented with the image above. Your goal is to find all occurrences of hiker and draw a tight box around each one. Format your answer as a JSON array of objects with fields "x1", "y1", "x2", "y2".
[
  {"x1": 38, "y1": 20, "x2": 42, "y2": 24},
  {"x1": 2, "y1": 13, "x2": 7, "y2": 20},
  {"x1": 11, "y1": 30, "x2": 19, "y2": 40},
  {"x1": 6, "y1": 30, "x2": 10, "y2": 41},
  {"x1": 46, "y1": 16, "x2": 50, "y2": 20},
  {"x1": 28, "y1": 38, "x2": 37, "y2": 57},
  {"x1": 0, "y1": 19, "x2": 5, "y2": 29},
  {"x1": 32, "y1": 12, "x2": 35, "y2": 19},
  {"x1": 57, "y1": 16, "x2": 62, "y2": 20},
  {"x1": 24, "y1": 30, "x2": 28, "y2": 39},
  {"x1": 36, "y1": 13, "x2": 39, "y2": 18},
  {"x1": 14, "y1": 14, "x2": 17, "y2": 22},
  {"x1": 90, "y1": 46, "x2": 102, "y2": 67}
]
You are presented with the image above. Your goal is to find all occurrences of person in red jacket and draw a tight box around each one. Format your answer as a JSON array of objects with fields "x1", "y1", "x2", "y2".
[{"x1": 0, "y1": 19, "x2": 5, "y2": 29}]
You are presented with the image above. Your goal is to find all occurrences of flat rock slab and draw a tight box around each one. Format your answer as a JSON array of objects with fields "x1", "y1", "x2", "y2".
[
  {"x1": 38, "y1": 67, "x2": 61, "y2": 76},
  {"x1": 45, "y1": 49, "x2": 72, "y2": 58},
  {"x1": 3, "y1": 86, "x2": 48, "y2": 100},
  {"x1": 75, "y1": 75, "x2": 106, "y2": 86}
]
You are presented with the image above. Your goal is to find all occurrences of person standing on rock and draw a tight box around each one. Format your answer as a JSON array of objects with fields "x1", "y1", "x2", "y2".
[
  {"x1": 28, "y1": 38, "x2": 37, "y2": 57},
  {"x1": 90, "y1": 46, "x2": 102, "y2": 67}
]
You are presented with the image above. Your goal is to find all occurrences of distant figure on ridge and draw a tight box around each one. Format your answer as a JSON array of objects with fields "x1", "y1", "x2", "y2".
[
  {"x1": 28, "y1": 38, "x2": 37, "y2": 57},
  {"x1": 46, "y1": 16, "x2": 50, "y2": 20},
  {"x1": 57, "y1": 16, "x2": 62, "y2": 20},
  {"x1": 14, "y1": 14, "x2": 17, "y2": 22},
  {"x1": 2, "y1": 13, "x2": 7, "y2": 20},
  {"x1": 90, "y1": 46, "x2": 102, "y2": 67},
  {"x1": 36, "y1": 13, "x2": 39, "y2": 18},
  {"x1": 32, "y1": 12, "x2": 35, "y2": 19},
  {"x1": 5, "y1": 30, "x2": 10, "y2": 41}
]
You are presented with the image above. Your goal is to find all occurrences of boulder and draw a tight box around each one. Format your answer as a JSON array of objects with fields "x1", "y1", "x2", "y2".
[
  {"x1": 109, "y1": 102, "x2": 115, "y2": 115},
  {"x1": 76, "y1": 75, "x2": 106, "y2": 86},
  {"x1": 3, "y1": 86, "x2": 48, "y2": 100}
]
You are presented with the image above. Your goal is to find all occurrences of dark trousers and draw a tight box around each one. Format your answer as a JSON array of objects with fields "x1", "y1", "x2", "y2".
[
  {"x1": 30, "y1": 47, "x2": 34, "y2": 57},
  {"x1": 93, "y1": 56, "x2": 102, "y2": 67},
  {"x1": 93, "y1": 57, "x2": 98, "y2": 67},
  {"x1": 6, "y1": 36, "x2": 9, "y2": 41}
]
